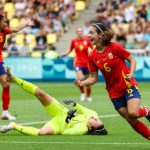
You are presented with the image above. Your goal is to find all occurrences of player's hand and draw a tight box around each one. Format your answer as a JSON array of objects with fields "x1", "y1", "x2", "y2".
[
  {"x1": 74, "y1": 79, "x2": 82, "y2": 87},
  {"x1": 65, "y1": 109, "x2": 77, "y2": 123},
  {"x1": 63, "y1": 100, "x2": 76, "y2": 107},
  {"x1": 125, "y1": 73, "x2": 133, "y2": 81},
  {"x1": 24, "y1": 18, "x2": 34, "y2": 27}
]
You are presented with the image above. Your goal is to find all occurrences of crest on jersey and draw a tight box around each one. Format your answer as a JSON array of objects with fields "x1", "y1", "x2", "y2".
[
  {"x1": 108, "y1": 53, "x2": 113, "y2": 59},
  {"x1": 83, "y1": 41, "x2": 87, "y2": 45}
]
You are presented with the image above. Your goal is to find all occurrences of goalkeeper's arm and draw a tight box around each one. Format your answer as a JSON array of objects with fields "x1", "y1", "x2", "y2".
[
  {"x1": 63, "y1": 100, "x2": 98, "y2": 117},
  {"x1": 74, "y1": 103, "x2": 97, "y2": 117}
]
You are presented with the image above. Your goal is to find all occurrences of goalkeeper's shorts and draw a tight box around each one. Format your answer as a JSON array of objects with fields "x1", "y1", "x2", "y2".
[{"x1": 44, "y1": 98, "x2": 68, "y2": 134}]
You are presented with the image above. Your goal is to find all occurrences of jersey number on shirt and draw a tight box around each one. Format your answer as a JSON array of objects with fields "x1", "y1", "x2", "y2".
[
  {"x1": 104, "y1": 63, "x2": 111, "y2": 72},
  {"x1": 127, "y1": 88, "x2": 133, "y2": 97},
  {"x1": 0, "y1": 36, "x2": 4, "y2": 43}
]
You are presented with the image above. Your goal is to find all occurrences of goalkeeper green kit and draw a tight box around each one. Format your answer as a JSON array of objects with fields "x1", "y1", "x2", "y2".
[{"x1": 44, "y1": 98, "x2": 99, "y2": 135}]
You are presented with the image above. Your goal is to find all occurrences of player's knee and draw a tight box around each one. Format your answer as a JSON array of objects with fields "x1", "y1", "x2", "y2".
[
  {"x1": 35, "y1": 89, "x2": 45, "y2": 97},
  {"x1": 1, "y1": 81, "x2": 9, "y2": 88},
  {"x1": 128, "y1": 110, "x2": 139, "y2": 118}
]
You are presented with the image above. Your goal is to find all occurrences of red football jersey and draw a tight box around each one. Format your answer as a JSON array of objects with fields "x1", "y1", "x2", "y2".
[
  {"x1": 0, "y1": 27, "x2": 11, "y2": 62},
  {"x1": 70, "y1": 36, "x2": 91, "y2": 67},
  {"x1": 88, "y1": 42, "x2": 137, "y2": 99}
]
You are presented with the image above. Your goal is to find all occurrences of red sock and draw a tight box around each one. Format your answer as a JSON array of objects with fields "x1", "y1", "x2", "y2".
[
  {"x1": 131, "y1": 120, "x2": 150, "y2": 139},
  {"x1": 2, "y1": 86, "x2": 10, "y2": 110},
  {"x1": 79, "y1": 86, "x2": 84, "y2": 93},
  {"x1": 86, "y1": 86, "x2": 91, "y2": 97},
  {"x1": 138, "y1": 107, "x2": 148, "y2": 117}
]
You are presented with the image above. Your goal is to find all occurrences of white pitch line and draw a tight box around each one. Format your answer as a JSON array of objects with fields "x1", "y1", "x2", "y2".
[
  {"x1": 100, "y1": 114, "x2": 119, "y2": 118},
  {"x1": 0, "y1": 114, "x2": 120, "y2": 127},
  {"x1": 19, "y1": 114, "x2": 120, "y2": 126},
  {"x1": 0, "y1": 141, "x2": 149, "y2": 145}
]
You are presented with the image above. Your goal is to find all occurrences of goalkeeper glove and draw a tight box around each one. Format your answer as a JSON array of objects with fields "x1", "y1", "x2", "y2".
[{"x1": 63, "y1": 100, "x2": 76, "y2": 107}]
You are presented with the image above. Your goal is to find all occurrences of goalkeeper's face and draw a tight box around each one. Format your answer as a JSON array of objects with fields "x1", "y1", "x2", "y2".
[{"x1": 88, "y1": 117, "x2": 103, "y2": 130}]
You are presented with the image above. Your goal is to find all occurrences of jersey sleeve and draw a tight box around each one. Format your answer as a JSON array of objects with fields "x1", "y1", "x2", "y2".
[
  {"x1": 88, "y1": 54, "x2": 98, "y2": 72},
  {"x1": 74, "y1": 104, "x2": 98, "y2": 118},
  {"x1": 4, "y1": 27, "x2": 11, "y2": 34},
  {"x1": 62, "y1": 123, "x2": 88, "y2": 135},
  {"x1": 112, "y1": 42, "x2": 130, "y2": 60}
]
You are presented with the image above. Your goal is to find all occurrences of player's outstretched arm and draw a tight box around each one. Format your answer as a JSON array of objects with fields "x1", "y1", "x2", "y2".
[
  {"x1": 63, "y1": 100, "x2": 76, "y2": 106},
  {"x1": 10, "y1": 18, "x2": 34, "y2": 33},
  {"x1": 74, "y1": 72, "x2": 98, "y2": 87},
  {"x1": 63, "y1": 99, "x2": 97, "y2": 116},
  {"x1": 60, "y1": 49, "x2": 72, "y2": 57}
]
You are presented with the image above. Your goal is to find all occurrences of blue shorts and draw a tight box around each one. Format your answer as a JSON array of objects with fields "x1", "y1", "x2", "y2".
[
  {"x1": 75, "y1": 66, "x2": 90, "y2": 75},
  {"x1": 0, "y1": 62, "x2": 6, "y2": 76},
  {"x1": 111, "y1": 86, "x2": 141, "y2": 110}
]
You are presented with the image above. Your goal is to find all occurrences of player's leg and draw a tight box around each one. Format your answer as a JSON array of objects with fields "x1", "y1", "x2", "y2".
[
  {"x1": 7, "y1": 67, "x2": 67, "y2": 118},
  {"x1": 7, "y1": 67, "x2": 50, "y2": 105},
  {"x1": 0, "y1": 122, "x2": 54, "y2": 135},
  {"x1": 36, "y1": 89, "x2": 68, "y2": 118},
  {"x1": 117, "y1": 106, "x2": 150, "y2": 140},
  {"x1": 125, "y1": 86, "x2": 150, "y2": 120},
  {"x1": 84, "y1": 68, "x2": 92, "y2": 102},
  {"x1": 0, "y1": 63, "x2": 15, "y2": 120},
  {"x1": 75, "y1": 66, "x2": 85, "y2": 101},
  {"x1": 112, "y1": 96, "x2": 150, "y2": 140}
]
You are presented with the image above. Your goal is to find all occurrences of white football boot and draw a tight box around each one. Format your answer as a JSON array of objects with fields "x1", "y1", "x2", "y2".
[
  {"x1": 87, "y1": 97, "x2": 92, "y2": 102},
  {"x1": 0, "y1": 122, "x2": 16, "y2": 133},
  {"x1": 1, "y1": 111, "x2": 16, "y2": 120},
  {"x1": 80, "y1": 93, "x2": 86, "y2": 101}
]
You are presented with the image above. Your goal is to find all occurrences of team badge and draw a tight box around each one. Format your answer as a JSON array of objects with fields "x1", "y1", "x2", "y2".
[
  {"x1": 79, "y1": 45, "x2": 83, "y2": 51},
  {"x1": 83, "y1": 41, "x2": 87, "y2": 45},
  {"x1": 108, "y1": 53, "x2": 113, "y2": 59}
]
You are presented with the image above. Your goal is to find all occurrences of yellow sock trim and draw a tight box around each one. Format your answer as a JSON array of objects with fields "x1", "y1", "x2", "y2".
[
  {"x1": 13, "y1": 124, "x2": 39, "y2": 136},
  {"x1": 13, "y1": 77, "x2": 38, "y2": 95}
]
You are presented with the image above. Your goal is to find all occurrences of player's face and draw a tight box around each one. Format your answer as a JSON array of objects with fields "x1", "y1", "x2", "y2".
[
  {"x1": 88, "y1": 26, "x2": 102, "y2": 45},
  {"x1": 76, "y1": 28, "x2": 83, "y2": 38},
  {"x1": 88, "y1": 117, "x2": 102, "y2": 130}
]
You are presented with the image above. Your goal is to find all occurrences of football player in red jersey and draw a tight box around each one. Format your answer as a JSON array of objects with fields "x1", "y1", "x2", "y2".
[
  {"x1": 75, "y1": 23, "x2": 150, "y2": 140},
  {"x1": 62, "y1": 27, "x2": 92, "y2": 102},
  {"x1": 0, "y1": 14, "x2": 34, "y2": 120}
]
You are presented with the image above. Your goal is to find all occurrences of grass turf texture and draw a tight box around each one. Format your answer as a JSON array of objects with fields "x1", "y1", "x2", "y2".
[{"x1": 0, "y1": 82, "x2": 150, "y2": 150}]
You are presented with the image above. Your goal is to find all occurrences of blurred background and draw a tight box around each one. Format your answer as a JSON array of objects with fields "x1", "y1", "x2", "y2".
[
  {"x1": 0, "y1": 1, "x2": 150, "y2": 148},
  {"x1": 1, "y1": 0, "x2": 150, "y2": 81}
]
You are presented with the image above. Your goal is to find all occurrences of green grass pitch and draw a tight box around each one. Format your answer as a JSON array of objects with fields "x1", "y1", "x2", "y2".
[{"x1": 0, "y1": 82, "x2": 150, "y2": 150}]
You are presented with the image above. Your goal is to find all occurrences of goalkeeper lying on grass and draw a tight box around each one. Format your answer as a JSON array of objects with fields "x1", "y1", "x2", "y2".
[{"x1": 0, "y1": 68, "x2": 107, "y2": 136}]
